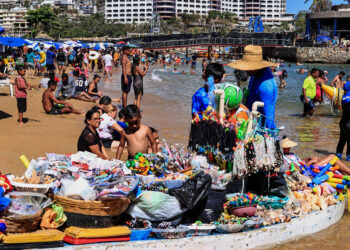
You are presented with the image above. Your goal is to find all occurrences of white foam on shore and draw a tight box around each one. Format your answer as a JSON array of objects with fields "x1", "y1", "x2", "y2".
[{"x1": 151, "y1": 70, "x2": 163, "y2": 81}]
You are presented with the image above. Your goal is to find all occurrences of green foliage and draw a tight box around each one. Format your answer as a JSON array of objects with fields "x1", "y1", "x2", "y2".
[
  {"x1": 207, "y1": 11, "x2": 237, "y2": 22},
  {"x1": 304, "y1": 0, "x2": 332, "y2": 12},
  {"x1": 178, "y1": 13, "x2": 201, "y2": 25},
  {"x1": 25, "y1": 5, "x2": 58, "y2": 38},
  {"x1": 295, "y1": 11, "x2": 306, "y2": 33}
]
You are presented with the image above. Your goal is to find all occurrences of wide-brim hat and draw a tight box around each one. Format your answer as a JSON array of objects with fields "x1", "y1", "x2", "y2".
[
  {"x1": 227, "y1": 45, "x2": 278, "y2": 71},
  {"x1": 282, "y1": 138, "x2": 298, "y2": 148}
]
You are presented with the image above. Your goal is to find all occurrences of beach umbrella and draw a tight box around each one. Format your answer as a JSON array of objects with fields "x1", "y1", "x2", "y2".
[
  {"x1": 0, "y1": 27, "x2": 4, "y2": 34},
  {"x1": 117, "y1": 41, "x2": 126, "y2": 44},
  {"x1": 0, "y1": 37, "x2": 31, "y2": 47}
]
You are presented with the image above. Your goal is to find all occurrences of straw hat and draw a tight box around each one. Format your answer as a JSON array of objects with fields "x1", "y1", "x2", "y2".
[
  {"x1": 227, "y1": 45, "x2": 277, "y2": 71},
  {"x1": 282, "y1": 138, "x2": 298, "y2": 148}
]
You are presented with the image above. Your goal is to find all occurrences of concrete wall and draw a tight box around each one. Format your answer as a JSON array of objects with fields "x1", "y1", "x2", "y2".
[{"x1": 263, "y1": 47, "x2": 350, "y2": 64}]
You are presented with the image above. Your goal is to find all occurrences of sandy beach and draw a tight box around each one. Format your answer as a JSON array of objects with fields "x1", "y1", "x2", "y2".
[{"x1": 0, "y1": 67, "x2": 191, "y2": 176}]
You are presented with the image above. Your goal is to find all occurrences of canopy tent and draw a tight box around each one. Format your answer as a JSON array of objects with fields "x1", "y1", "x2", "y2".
[
  {"x1": 0, "y1": 37, "x2": 31, "y2": 47},
  {"x1": 316, "y1": 35, "x2": 331, "y2": 44}
]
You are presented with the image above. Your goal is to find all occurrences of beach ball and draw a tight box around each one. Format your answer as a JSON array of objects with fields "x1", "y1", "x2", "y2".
[{"x1": 216, "y1": 83, "x2": 243, "y2": 110}]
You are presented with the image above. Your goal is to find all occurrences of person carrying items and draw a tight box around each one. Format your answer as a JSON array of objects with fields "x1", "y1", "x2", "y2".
[
  {"x1": 300, "y1": 68, "x2": 319, "y2": 117},
  {"x1": 228, "y1": 45, "x2": 278, "y2": 129}
]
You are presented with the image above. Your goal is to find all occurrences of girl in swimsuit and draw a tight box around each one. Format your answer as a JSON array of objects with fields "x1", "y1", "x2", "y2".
[{"x1": 132, "y1": 57, "x2": 149, "y2": 109}]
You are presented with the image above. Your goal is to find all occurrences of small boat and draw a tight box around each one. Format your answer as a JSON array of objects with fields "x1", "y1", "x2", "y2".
[{"x1": 73, "y1": 200, "x2": 345, "y2": 249}]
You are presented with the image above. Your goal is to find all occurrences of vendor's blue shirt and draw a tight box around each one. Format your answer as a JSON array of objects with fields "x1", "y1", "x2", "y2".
[
  {"x1": 46, "y1": 50, "x2": 56, "y2": 65},
  {"x1": 246, "y1": 68, "x2": 277, "y2": 129}
]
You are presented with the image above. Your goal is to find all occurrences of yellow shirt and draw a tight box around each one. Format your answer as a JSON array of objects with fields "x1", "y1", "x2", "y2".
[{"x1": 302, "y1": 75, "x2": 316, "y2": 99}]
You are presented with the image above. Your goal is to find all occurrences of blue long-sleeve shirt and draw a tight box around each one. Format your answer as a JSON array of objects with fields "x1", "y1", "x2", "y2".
[{"x1": 246, "y1": 68, "x2": 277, "y2": 129}]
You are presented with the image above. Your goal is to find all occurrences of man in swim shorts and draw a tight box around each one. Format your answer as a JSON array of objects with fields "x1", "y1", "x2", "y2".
[
  {"x1": 330, "y1": 71, "x2": 345, "y2": 89},
  {"x1": 42, "y1": 80, "x2": 81, "y2": 115},
  {"x1": 121, "y1": 46, "x2": 132, "y2": 108},
  {"x1": 301, "y1": 68, "x2": 319, "y2": 117}
]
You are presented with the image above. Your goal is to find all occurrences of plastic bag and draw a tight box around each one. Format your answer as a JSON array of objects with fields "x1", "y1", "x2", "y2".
[
  {"x1": 168, "y1": 172, "x2": 212, "y2": 210},
  {"x1": 198, "y1": 188, "x2": 227, "y2": 223},
  {"x1": 59, "y1": 177, "x2": 96, "y2": 201},
  {"x1": 127, "y1": 191, "x2": 186, "y2": 222},
  {"x1": 247, "y1": 171, "x2": 287, "y2": 198}
]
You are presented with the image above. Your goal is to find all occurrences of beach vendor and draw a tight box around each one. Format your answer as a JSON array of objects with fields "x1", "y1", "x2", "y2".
[
  {"x1": 336, "y1": 81, "x2": 350, "y2": 161},
  {"x1": 228, "y1": 45, "x2": 278, "y2": 129},
  {"x1": 192, "y1": 63, "x2": 225, "y2": 119},
  {"x1": 282, "y1": 136, "x2": 350, "y2": 175},
  {"x1": 300, "y1": 68, "x2": 319, "y2": 117}
]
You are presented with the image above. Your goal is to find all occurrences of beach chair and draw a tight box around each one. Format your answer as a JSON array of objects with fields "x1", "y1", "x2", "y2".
[{"x1": 0, "y1": 75, "x2": 13, "y2": 97}]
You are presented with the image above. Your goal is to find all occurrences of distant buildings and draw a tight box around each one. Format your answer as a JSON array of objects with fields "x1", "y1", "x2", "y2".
[
  {"x1": 0, "y1": 7, "x2": 29, "y2": 37},
  {"x1": 105, "y1": 0, "x2": 294, "y2": 27},
  {"x1": 306, "y1": 4, "x2": 350, "y2": 40}
]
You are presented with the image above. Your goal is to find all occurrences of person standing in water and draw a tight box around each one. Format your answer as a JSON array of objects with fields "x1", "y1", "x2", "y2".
[
  {"x1": 132, "y1": 57, "x2": 149, "y2": 109},
  {"x1": 121, "y1": 46, "x2": 132, "y2": 108},
  {"x1": 300, "y1": 68, "x2": 319, "y2": 117},
  {"x1": 331, "y1": 71, "x2": 345, "y2": 89}
]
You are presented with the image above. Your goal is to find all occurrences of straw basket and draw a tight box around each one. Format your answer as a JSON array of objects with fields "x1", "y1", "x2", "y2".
[
  {"x1": 4, "y1": 215, "x2": 41, "y2": 233},
  {"x1": 53, "y1": 195, "x2": 130, "y2": 217}
]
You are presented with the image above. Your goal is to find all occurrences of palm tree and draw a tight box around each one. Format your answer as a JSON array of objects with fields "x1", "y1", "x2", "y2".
[{"x1": 304, "y1": 0, "x2": 332, "y2": 12}]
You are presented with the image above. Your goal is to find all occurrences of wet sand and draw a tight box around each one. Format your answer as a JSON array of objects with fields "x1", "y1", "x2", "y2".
[{"x1": 0, "y1": 66, "x2": 349, "y2": 248}]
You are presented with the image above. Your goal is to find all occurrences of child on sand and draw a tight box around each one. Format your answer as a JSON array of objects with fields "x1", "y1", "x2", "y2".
[
  {"x1": 14, "y1": 65, "x2": 31, "y2": 125},
  {"x1": 116, "y1": 104, "x2": 157, "y2": 159}
]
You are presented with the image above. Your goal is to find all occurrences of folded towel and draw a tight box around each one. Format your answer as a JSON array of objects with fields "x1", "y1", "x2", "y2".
[
  {"x1": 3, "y1": 230, "x2": 64, "y2": 244},
  {"x1": 65, "y1": 226, "x2": 130, "y2": 239}
]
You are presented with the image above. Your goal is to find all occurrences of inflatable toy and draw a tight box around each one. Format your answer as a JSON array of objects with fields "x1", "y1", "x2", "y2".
[
  {"x1": 89, "y1": 51, "x2": 99, "y2": 61},
  {"x1": 216, "y1": 83, "x2": 243, "y2": 111},
  {"x1": 322, "y1": 84, "x2": 343, "y2": 112},
  {"x1": 39, "y1": 51, "x2": 46, "y2": 64}
]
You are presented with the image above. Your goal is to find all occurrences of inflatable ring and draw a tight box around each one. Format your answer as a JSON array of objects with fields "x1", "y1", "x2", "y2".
[
  {"x1": 39, "y1": 51, "x2": 46, "y2": 64},
  {"x1": 89, "y1": 51, "x2": 99, "y2": 61}
]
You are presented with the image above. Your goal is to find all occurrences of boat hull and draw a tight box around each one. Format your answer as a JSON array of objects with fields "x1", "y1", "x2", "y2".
[{"x1": 62, "y1": 200, "x2": 345, "y2": 249}]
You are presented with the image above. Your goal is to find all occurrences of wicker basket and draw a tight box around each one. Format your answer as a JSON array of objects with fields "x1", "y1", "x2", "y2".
[
  {"x1": 4, "y1": 216, "x2": 41, "y2": 233},
  {"x1": 8, "y1": 176, "x2": 53, "y2": 194},
  {"x1": 54, "y1": 195, "x2": 130, "y2": 217}
]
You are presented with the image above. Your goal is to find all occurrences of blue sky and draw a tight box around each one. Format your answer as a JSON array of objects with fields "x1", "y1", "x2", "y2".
[{"x1": 287, "y1": 0, "x2": 345, "y2": 14}]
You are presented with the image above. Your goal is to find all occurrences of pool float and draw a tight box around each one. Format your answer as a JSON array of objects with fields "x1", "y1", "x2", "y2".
[
  {"x1": 39, "y1": 51, "x2": 46, "y2": 64},
  {"x1": 321, "y1": 84, "x2": 343, "y2": 112},
  {"x1": 89, "y1": 51, "x2": 99, "y2": 61}
]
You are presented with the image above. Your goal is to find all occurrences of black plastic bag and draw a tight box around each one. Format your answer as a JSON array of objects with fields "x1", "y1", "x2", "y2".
[
  {"x1": 246, "y1": 171, "x2": 287, "y2": 198},
  {"x1": 168, "y1": 172, "x2": 212, "y2": 210}
]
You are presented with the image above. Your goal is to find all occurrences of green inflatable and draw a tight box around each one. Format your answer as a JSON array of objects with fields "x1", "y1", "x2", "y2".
[{"x1": 216, "y1": 83, "x2": 243, "y2": 111}]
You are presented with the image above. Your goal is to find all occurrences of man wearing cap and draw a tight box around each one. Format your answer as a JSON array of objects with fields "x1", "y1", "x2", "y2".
[{"x1": 228, "y1": 45, "x2": 277, "y2": 129}]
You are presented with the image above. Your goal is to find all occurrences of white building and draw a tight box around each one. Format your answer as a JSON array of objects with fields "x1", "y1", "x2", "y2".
[
  {"x1": 105, "y1": 0, "x2": 154, "y2": 24},
  {"x1": 0, "y1": 7, "x2": 29, "y2": 37},
  {"x1": 105, "y1": 0, "x2": 293, "y2": 26}
]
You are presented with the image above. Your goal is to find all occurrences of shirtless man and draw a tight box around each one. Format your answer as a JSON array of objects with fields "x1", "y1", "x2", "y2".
[
  {"x1": 42, "y1": 80, "x2": 81, "y2": 115},
  {"x1": 116, "y1": 104, "x2": 156, "y2": 159},
  {"x1": 331, "y1": 71, "x2": 345, "y2": 89},
  {"x1": 120, "y1": 46, "x2": 132, "y2": 108}
]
